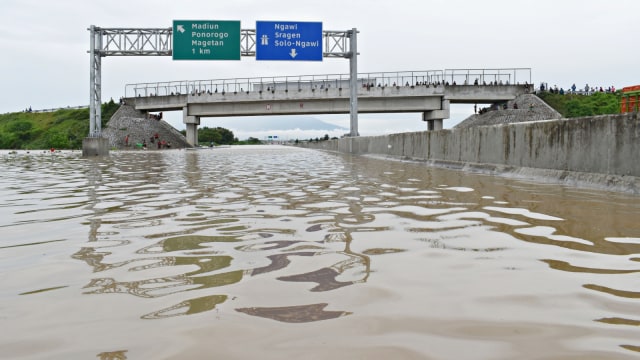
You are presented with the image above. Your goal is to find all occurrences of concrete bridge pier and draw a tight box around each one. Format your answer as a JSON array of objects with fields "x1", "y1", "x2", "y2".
[
  {"x1": 422, "y1": 99, "x2": 450, "y2": 131},
  {"x1": 183, "y1": 107, "x2": 200, "y2": 146},
  {"x1": 426, "y1": 119, "x2": 442, "y2": 131},
  {"x1": 82, "y1": 137, "x2": 109, "y2": 156}
]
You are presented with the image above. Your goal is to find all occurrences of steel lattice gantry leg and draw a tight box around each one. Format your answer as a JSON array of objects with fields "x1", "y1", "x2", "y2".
[
  {"x1": 83, "y1": 25, "x2": 109, "y2": 156},
  {"x1": 89, "y1": 25, "x2": 102, "y2": 137},
  {"x1": 348, "y1": 28, "x2": 358, "y2": 137}
]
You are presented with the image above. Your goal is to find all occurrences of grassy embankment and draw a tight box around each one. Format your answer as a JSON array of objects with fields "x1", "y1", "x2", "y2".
[
  {"x1": 537, "y1": 91, "x2": 620, "y2": 118},
  {"x1": 0, "y1": 100, "x2": 119, "y2": 150}
]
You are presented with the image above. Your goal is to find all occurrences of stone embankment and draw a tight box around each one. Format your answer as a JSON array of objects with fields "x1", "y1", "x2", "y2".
[
  {"x1": 103, "y1": 105, "x2": 190, "y2": 149},
  {"x1": 297, "y1": 95, "x2": 640, "y2": 193},
  {"x1": 455, "y1": 93, "x2": 562, "y2": 128}
]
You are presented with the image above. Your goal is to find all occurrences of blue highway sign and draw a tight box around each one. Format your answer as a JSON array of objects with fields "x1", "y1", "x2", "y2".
[{"x1": 256, "y1": 21, "x2": 323, "y2": 61}]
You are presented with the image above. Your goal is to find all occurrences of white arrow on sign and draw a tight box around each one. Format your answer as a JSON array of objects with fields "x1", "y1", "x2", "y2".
[
  {"x1": 289, "y1": 48, "x2": 297, "y2": 58},
  {"x1": 177, "y1": 25, "x2": 185, "y2": 33}
]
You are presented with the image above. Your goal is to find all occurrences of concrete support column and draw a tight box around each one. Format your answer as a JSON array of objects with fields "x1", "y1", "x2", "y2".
[
  {"x1": 424, "y1": 119, "x2": 442, "y2": 131},
  {"x1": 441, "y1": 98, "x2": 450, "y2": 117},
  {"x1": 423, "y1": 114, "x2": 443, "y2": 131},
  {"x1": 426, "y1": 119, "x2": 434, "y2": 131},
  {"x1": 422, "y1": 99, "x2": 449, "y2": 131},
  {"x1": 183, "y1": 106, "x2": 200, "y2": 147},
  {"x1": 186, "y1": 123, "x2": 198, "y2": 146}
]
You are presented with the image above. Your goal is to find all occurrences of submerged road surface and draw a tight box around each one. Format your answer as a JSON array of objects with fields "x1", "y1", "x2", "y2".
[{"x1": 1, "y1": 146, "x2": 639, "y2": 359}]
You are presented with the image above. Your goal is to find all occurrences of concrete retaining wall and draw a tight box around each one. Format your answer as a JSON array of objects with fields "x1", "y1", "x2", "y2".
[{"x1": 298, "y1": 113, "x2": 640, "y2": 191}]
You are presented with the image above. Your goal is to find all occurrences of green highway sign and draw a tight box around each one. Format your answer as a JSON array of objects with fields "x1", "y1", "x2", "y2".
[{"x1": 172, "y1": 20, "x2": 241, "y2": 60}]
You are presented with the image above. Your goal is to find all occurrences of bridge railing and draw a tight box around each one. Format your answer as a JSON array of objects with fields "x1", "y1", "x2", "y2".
[
  {"x1": 125, "y1": 70, "x2": 447, "y2": 97},
  {"x1": 128, "y1": 80, "x2": 190, "y2": 97},
  {"x1": 124, "y1": 68, "x2": 531, "y2": 98},
  {"x1": 443, "y1": 68, "x2": 531, "y2": 86}
]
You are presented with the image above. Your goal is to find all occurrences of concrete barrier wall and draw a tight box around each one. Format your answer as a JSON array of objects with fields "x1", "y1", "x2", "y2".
[{"x1": 299, "y1": 113, "x2": 639, "y2": 177}]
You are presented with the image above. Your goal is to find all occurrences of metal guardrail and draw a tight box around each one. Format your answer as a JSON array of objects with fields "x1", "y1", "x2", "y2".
[
  {"x1": 125, "y1": 70, "x2": 448, "y2": 97},
  {"x1": 444, "y1": 68, "x2": 532, "y2": 86},
  {"x1": 125, "y1": 68, "x2": 531, "y2": 98},
  {"x1": 11, "y1": 105, "x2": 89, "y2": 114}
]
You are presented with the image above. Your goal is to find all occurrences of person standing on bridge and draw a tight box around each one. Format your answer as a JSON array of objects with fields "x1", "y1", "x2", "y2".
[{"x1": 124, "y1": 134, "x2": 129, "y2": 147}]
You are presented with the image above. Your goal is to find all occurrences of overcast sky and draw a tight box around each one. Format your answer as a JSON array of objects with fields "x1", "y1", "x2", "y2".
[{"x1": 1, "y1": 0, "x2": 637, "y2": 138}]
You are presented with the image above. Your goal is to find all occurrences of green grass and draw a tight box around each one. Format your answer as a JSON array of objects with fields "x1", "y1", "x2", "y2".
[
  {"x1": 0, "y1": 101, "x2": 118, "y2": 149},
  {"x1": 537, "y1": 91, "x2": 621, "y2": 118}
]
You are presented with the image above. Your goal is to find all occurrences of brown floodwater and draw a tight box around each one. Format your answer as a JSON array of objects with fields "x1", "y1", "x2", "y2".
[{"x1": 1, "y1": 146, "x2": 639, "y2": 359}]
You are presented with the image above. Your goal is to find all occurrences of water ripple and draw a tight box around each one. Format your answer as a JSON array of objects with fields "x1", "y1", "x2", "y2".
[{"x1": 2, "y1": 148, "x2": 640, "y2": 358}]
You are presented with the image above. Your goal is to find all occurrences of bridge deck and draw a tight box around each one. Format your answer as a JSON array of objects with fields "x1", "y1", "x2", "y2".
[
  {"x1": 126, "y1": 84, "x2": 530, "y2": 116},
  {"x1": 121, "y1": 69, "x2": 531, "y2": 146}
]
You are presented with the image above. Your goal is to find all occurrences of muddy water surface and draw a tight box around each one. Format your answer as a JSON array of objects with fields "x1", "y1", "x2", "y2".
[{"x1": 1, "y1": 146, "x2": 639, "y2": 359}]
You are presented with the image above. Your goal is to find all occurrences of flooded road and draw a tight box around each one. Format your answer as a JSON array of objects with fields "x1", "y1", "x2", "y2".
[{"x1": 1, "y1": 145, "x2": 639, "y2": 359}]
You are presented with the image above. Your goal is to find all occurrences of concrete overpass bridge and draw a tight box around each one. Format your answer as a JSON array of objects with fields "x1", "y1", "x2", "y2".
[{"x1": 123, "y1": 68, "x2": 531, "y2": 146}]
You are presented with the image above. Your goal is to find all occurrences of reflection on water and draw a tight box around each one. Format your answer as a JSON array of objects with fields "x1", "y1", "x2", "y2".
[
  {"x1": 96, "y1": 350, "x2": 128, "y2": 360},
  {"x1": 1, "y1": 147, "x2": 640, "y2": 359},
  {"x1": 236, "y1": 303, "x2": 352, "y2": 323},
  {"x1": 143, "y1": 294, "x2": 228, "y2": 320}
]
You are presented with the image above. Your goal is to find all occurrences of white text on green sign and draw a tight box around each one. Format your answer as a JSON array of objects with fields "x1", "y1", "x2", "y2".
[{"x1": 172, "y1": 20, "x2": 241, "y2": 60}]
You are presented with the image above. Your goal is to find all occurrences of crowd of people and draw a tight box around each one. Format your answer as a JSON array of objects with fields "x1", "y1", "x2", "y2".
[
  {"x1": 148, "y1": 112, "x2": 163, "y2": 120},
  {"x1": 123, "y1": 131, "x2": 172, "y2": 150},
  {"x1": 473, "y1": 102, "x2": 524, "y2": 115},
  {"x1": 359, "y1": 78, "x2": 531, "y2": 90},
  {"x1": 538, "y1": 82, "x2": 616, "y2": 95}
]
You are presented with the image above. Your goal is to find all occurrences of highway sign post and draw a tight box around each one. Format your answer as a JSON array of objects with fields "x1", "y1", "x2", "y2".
[
  {"x1": 172, "y1": 20, "x2": 241, "y2": 60},
  {"x1": 86, "y1": 23, "x2": 358, "y2": 154},
  {"x1": 256, "y1": 21, "x2": 323, "y2": 61}
]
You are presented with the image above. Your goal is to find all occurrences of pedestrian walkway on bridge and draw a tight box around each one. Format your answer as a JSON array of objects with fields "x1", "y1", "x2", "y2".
[{"x1": 125, "y1": 69, "x2": 531, "y2": 98}]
